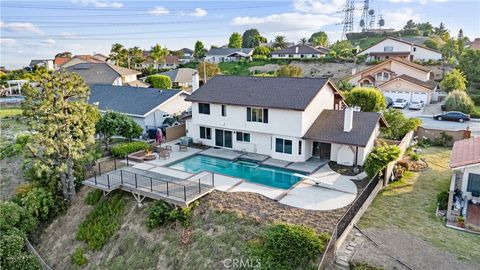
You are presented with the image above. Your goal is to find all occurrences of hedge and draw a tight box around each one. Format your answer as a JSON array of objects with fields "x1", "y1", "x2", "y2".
[
  {"x1": 145, "y1": 75, "x2": 172, "y2": 89},
  {"x1": 110, "y1": 141, "x2": 150, "y2": 157}
]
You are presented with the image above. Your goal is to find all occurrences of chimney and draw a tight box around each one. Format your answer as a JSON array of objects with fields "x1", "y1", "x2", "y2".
[
  {"x1": 344, "y1": 107, "x2": 353, "y2": 132},
  {"x1": 191, "y1": 72, "x2": 200, "y2": 92},
  {"x1": 295, "y1": 46, "x2": 299, "y2": 54}
]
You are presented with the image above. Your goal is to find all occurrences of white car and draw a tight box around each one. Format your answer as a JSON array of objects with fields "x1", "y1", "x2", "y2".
[
  {"x1": 408, "y1": 101, "x2": 424, "y2": 110},
  {"x1": 392, "y1": 99, "x2": 408, "y2": 109}
]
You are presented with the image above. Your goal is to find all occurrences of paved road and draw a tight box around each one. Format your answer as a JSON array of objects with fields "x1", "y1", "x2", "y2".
[{"x1": 419, "y1": 116, "x2": 480, "y2": 137}]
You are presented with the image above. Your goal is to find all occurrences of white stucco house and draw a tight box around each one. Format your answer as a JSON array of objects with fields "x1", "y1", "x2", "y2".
[
  {"x1": 349, "y1": 58, "x2": 440, "y2": 104},
  {"x1": 447, "y1": 137, "x2": 480, "y2": 228},
  {"x1": 184, "y1": 76, "x2": 387, "y2": 165},
  {"x1": 271, "y1": 44, "x2": 329, "y2": 59},
  {"x1": 88, "y1": 84, "x2": 191, "y2": 132},
  {"x1": 357, "y1": 37, "x2": 442, "y2": 62},
  {"x1": 204, "y1": 48, "x2": 253, "y2": 63}
]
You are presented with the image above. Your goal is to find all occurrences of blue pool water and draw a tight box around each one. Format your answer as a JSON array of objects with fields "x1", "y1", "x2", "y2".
[{"x1": 168, "y1": 155, "x2": 303, "y2": 189}]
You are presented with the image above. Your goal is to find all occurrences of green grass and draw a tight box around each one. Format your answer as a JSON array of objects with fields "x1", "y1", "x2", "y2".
[
  {"x1": 350, "y1": 37, "x2": 385, "y2": 50},
  {"x1": 0, "y1": 107, "x2": 22, "y2": 118},
  {"x1": 359, "y1": 147, "x2": 480, "y2": 264},
  {"x1": 218, "y1": 59, "x2": 289, "y2": 76}
]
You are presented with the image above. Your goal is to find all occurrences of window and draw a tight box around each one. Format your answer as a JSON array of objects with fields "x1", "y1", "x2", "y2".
[
  {"x1": 375, "y1": 72, "x2": 390, "y2": 81},
  {"x1": 413, "y1": 47, "x2": 417, "y2": 52},
  {"x1": 288, "y1": 54, "x2": 294, "y2": 58},
  {"x1": 199, "y1": 126, "x2": 211, "y2": 139},
  {"x1": 247, "y1": 107, "x2": 268, "y2": 123},
  {"x1": 236, "y1": 132, "x2": 250, "y2": 142},
  {"x1": 221, "y1": 105, "x2": 227, "y2": 116},
  {"x1": 384, "y1": 46, "x2": 393, "y2": 52},
  {"x1": 198, "y1": 103, "x2": 210, "y2": 114},
  {"x1": 467, "y1": 173, "x2": 480, "y2": 196},
  {"x1": 275, "y1": 138, "x2": 292, "y2": 154},
  {"x1": 298, "y1": 141, "x2": 302, "y2": 155}
]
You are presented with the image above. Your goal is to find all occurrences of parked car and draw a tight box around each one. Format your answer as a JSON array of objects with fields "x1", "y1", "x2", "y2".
[
  {"x1": 408, "y1": 101, "x2": 424, "y2": 110},
  {"x1": 386, "y1": 97, "x2": 393, "y2": 108},
  {"x1": 433, "y1": 111, "x2": 471, "y2": 122},
  {"x1": 393, "y1": 99, "x2": 408, "y2": 109}
]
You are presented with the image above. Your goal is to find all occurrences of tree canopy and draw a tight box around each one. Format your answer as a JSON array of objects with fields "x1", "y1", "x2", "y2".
[
  {"x1": 197, "y1": 62, "x2": 220, "y2": 81},
  {"x1": 242, "y1": 29, "x2": 266, "y2": 48},
  {"x1": 194, "y1": 41, "x2": 206, "y2": 58},
  {"x1": 329, "y1": 40, "x2": 354, "y2": 59},
  {"x1": 458, "y1": 49, "x2": 480, "y2": 85},
  {"x1": 253, "y1": 46, "x2": 271, "y2": 57},
  {"x1": 364, "y1": 143, "x2": 401, "y2": 177},
  {"x1": 145, "y1": 74, "x2": 172, "y2": 89},
  {"x1": 440, "y1": 69, "x2": 467, "y2": 92},
  {"x1": 228, "y1": 32, "x2": 242, "y2": 48},
  {"x1": 344, "y1": 87, "x2": 386, "y2": 112},
  {"x1": 276, "y1": 65, "x2": 303, "y2": 77},
  {"x1": 273, "y1": 36, "x2": 289, "y2": 50},
  {"x1": 150, "y1": 44, "x2": 169, "y2": 70},
  {"x1": 308, "y1": 31, "x2": 329, "y2": 47},
  {"x1": 381, "y1": 109, "x2": 422, "y2": 140},
  {"x1": 443, "y1": 90, "x2": 475, "y2": 114}
]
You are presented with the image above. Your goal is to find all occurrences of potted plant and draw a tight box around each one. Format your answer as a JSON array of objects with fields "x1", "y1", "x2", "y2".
[{"x1": 456, "y1": 216, "x2": 465, "y2": 228}]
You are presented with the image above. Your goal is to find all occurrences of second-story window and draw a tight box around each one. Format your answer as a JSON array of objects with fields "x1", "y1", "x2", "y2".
[
  {"x1": 221, "y1": 105, "x2": 227, "y2": 116},
  {"x1": 198, "y1": 103, "x2": 210, "y2": 114},
  {"x1": 247, "y1": 107, "x2": 268, "y2": 123},
  {"x1": 384, "y1": 46, "x2": 393, "y2": 52}
]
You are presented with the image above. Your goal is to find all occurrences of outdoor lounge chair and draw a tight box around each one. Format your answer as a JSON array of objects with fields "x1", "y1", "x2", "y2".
[
  {"x1": 158, "y1": 150, "x2": 170, "y2": 159},
  {"x1": 179, "y1": 144, "x2": 188, "y2": 152}
]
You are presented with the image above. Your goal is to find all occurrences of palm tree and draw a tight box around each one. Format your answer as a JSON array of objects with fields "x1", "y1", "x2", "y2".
[
  {"x1": 299, "y1": 37, "x2": 308, "y2": 45},
  {"x1": 109, "y1": 43, "x2": 128, "y2": 66},
  {"x1": 128, "y1": 46, "x2": 144, "y2": 69},
  {"x1": 150, "y1": 44, "x2": 169, "y2": 72},
  {"x1": 273, "y1": 35, "x2": 288, "y2": 50}
]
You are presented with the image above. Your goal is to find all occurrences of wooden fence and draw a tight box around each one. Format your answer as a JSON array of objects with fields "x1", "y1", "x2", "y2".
[{"x1": 165, "y1": 124, "x2": 186, "y2": 142}]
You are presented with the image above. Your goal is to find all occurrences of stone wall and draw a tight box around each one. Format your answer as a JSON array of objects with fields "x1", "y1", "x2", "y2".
[{"x1": 416, "y1": 127, "x2": 471, "y2": 147}]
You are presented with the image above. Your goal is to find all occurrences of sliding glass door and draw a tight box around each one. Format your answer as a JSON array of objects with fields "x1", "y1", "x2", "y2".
[{"x1": 215, "y1": 129, "x2": 232, "y2": 148}]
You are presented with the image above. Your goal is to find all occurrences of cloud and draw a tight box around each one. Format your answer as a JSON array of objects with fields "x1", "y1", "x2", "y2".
[
  {"x1": 389, "y1": 0, "x2": 448, "y2": 3},
  {"x1": 0, "y1": 38, "x2": 17, "y2": 47},
  {"x1": 71, "y1": 0, "x2": 123, "y2": 8},
  {"x1": 149, "y1": 6, "x2": 170, "y2": 16},
  {"x1": 41, "y1": 39, "x2": 56, "y2": 45},
  {"x1": 189, "y1": 8, "x2": 207, "y2": 17},
  {"x1": 25, "y1": 39, "x2": 57, "y2": 48},
  {"x1": 232, "y1": 13, "x2": 342, "y2": 40},
  {"x1": 382, "y1": 8, "x2": 421, "y2": 29},
  {"x1": 0, "y1": 21, "x2": 43, "y2": 34},
  {"x1": 293, "y1": 0, "x2": 345, "y2": 14}
]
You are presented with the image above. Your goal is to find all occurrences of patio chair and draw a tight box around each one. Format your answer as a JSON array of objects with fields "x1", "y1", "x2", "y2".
[
  {"x1": 179, "y1": 144, "x2": 188, "y2": 152},
  {"x1": 158, "y1": 150, "x2": 170, "y2": 159}
]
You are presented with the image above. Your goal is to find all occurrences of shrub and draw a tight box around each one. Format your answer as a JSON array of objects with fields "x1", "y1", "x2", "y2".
[
  {"x1": 381, "y1": 109, "x2": 421, "y2": 140},
  {"x1": 145, "y1": 74, "x2": 172, "y2": 89},
  {"x1": 364, "y1": 144, "x2": 402, "y2": 177},
  {"x1": 0, "y1": 202, "x2": 37, "y2": 234},
  {"x1": 440, "y1": 69, "x2": 467, "y2": 92},
  {"x1": 437, "y1": 190, "x2": 449, "y2": 210},
  {"x1": 20, "y1": 187, "x2": 56, "y2": 221},
  {"x1": 111, "y1": 141, "x2": 150, "y2": 157},
  {"x1": 344, "y1": 87, "x2": 386, "y2": 112},
  {"x1": 410, "y1": 152, "x2": 420, "y2": 161},
  {"x1": 432, "y1": 132, "x2": 453, "y2": 147},
  {"x1": 276, "y1": 65, "x2": 303, "y2": 77},
  {"x1": 84, "y1": 189, "x2": 103, "y2": 205},
  {"x1": 72, "y1": 247, "x2": 88, "y2": 266},
  {"x1": 0, "y1": 134, "x2": 30, "y2": 159},
  {"x1": 146, "y1": 201, "x2": 197, "y2": 229},
  {"x1": 249, "y1": 223, "x2": 327, "y2": 269},
  {"x1": 76, "y1": 193, "x2": 127, "y2": 250},
  {"x1": 443, "y1": 90, "x2": 475, "y2": 114},
  {"x1": 0, "y1": 229, "x2": 42, "y2": 270}
]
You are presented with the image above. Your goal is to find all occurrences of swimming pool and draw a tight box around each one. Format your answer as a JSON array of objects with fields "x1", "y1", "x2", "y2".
[{"x1": 168, "y1": 155, "x2": 303, "y2": 189}]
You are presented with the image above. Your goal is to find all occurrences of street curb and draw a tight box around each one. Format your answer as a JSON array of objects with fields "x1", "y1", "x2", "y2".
[{"x1": 418, "y1": 115, "x2": 480, "y2": 122}]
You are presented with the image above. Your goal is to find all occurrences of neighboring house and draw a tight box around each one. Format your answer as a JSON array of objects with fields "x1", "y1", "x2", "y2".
[
  {"x1": 92, "y1": 53, "x2": 109, "y2": 62},
  {"x1": 54, "y1": 56, "x2": 71, "y2": 68},
  {"x1": 60, "y1": 55, "x2": 105, "y2": 69},
  {"x1": 470, "y1": 38, "x2": 480, "y2": 50},
  {"x1": 65, "y1": 63, "x2": 145, "y2": 87},
  {"x1": 349, "y1": 58, "x2": 439, "y2": 104},
  {"x1": 179, "y1": 48, "x2": 194, "y2": 58},
  {"x1": 160, "y1": 68, "x2": 197, "y2": 90},
  {"x1": 89, "y1": 84, "x2": 191, "y2": 131},
  {"x1": 29, "y1": 59, "x2": 54, "y2": 70},
  {"x1": 135, "y1": 52, "x2": 180, "y2": 70},
  {"x1": 357, "y1": 37, "x2": 442, "y2": 62},
  {"x1": 204, "y1": 48, "x2": 253, "y2": 63},
  {"x1": 259, "y1": 41, "x2": 295, "y2": 49},
  {"x1": 270, "y1": 44, "x2": 329, "y2": 59},
  {"x1": 184, "y1": 75, "x2": 386, "y2": 165},
  {"x1": 447, "y1": 137, "x2": 480, "y2": 228}
]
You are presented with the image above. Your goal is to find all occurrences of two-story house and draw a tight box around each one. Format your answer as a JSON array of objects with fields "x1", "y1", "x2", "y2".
[
  {"x1": 357, "y1": 37, "x2": 442, "y2": 62},
  {"x1": 349, "y1": 58, "x2": 439, "y2": 104},
  {"x1": 184, "y1": 76, "x2": 387, "y2": 165}
]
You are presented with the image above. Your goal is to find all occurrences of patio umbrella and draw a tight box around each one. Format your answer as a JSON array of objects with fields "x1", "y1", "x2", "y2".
[{"x1": 156, "y1": 128, "x2": 164, "y2": 145}]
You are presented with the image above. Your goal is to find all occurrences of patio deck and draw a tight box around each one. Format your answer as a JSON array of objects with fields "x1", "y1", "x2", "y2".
[{"x1": 83, "y1": 166, "x2": 214, "y2": 206}]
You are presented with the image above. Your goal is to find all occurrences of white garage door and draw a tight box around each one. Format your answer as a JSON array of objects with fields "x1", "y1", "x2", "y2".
[
  {"x1": 412, "y1": 92, "x2": 428, "y2": 103},
  {"x1": 383, "y1": 91, "x2": 411, "y2": 102}
]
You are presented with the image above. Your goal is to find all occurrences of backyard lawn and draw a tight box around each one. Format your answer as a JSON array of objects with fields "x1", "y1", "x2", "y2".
[
  {"x1": 0, "y1": 107, "x2": 23, "y2": 118},
  {"x1": 359, "y1": 147, "x2": 480, "y2": 264}
]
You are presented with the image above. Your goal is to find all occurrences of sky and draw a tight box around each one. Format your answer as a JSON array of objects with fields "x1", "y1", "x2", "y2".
[{"x1": 1, "y1": 0, "x2": 479, "y2": 69}]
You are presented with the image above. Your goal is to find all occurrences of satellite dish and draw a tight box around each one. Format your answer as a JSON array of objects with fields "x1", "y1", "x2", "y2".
[
  {"x1": 359, "y1": 19, "x2": 365, "y2": 27},
  {"x1": 369, "y1": 9, "x2": 375, "y2": 15},
  {"x1": 379, "y1": 19, "x2": 385, "y2": 27}
]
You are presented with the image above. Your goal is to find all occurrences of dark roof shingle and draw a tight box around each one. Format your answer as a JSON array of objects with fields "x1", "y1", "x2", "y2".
[
  {"x1": 89, "y1": 84, "x2": 182, "y2": 116},
  {"x1": 303, "y1": 110, "x2": 386, "y2": 147},
  {"x1": 185, "y1": 75, "x2": 331, "y2": 110}
]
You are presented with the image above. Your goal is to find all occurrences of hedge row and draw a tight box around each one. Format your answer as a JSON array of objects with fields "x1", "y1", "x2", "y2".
[{"x1": 110, "y1": 141, "x2": 150, "y2": 157}]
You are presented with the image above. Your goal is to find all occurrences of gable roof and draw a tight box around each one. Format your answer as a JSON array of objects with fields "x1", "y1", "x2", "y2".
[
  {"x1": 141, "y1": 52, "x2": 180, "y2": 64},
  {"x1": 303, "y1": 110, "x2": 387, "y2": 147},
  {"x1": 89, "y1": 84, "x2": 183, "y2": 116},
  {"x1": 271, "y1": 44, "x2": 329, "y2": 55},
  {"x1": 185, "y1": 75, "x2": 333, "y2": 111},
  {"x1": 74, "y1": 55, "x2": 105, "y2": 63},
  {"x1": 379, "y1": 74, "x2": 438, "y2": 90},
  {"x1": 361, "y1": 37, "x2": 442, "y2": 54},
  {"x1": 65, "y1": 63, "x2": 140, "y2": 85},
  {"x1": 352, "y1": 58, "x2": 431, "y2": 78},
  {"x1": 29, "y1": 59, "x2": 51, "y2": 66},
  {"x1": 450, "y1": 137, "x2": 480, "y2": 168},
  {"x1": 161, "y1": 68, "x2": 196, "y2": 83},
  {"x1": 206, "y1": 48, "x2": 253, "y2": 56},
  {"x1": 54, "y1": 57, "x2": 70, "y2": 66},
  {"x1": 179, "y1": 48, "x2": 194, "y2": 54}
]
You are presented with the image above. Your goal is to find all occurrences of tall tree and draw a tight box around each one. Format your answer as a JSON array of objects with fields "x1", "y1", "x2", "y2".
[
  {"x1": 55, "y1": 51, "x2": 72, "y2": 58},
  {"x1": 242, "y1": 29, "x2": 266, "y2": 48},
  {"x1": 344, "y1": 87, "x2": 386, "y2": 112},
  {"x1": 150, "y1": 44, "x2": 169, "y2": 72},
  {"x1": 309, "y1": 31, "x2": 329, "y2": 47},
  {"x1": 127, "y1": 46, "x2": 144, "y2": 69},
  {"x1": 299, "y1": 37, "x2": 308, "y2": 45},
  {"x1": 403, "y1": 19, "x2": 416, "y2": 30},
  {"x1": 434, "y1": 22, "x2": 448, "y2": 36},
  {"x1": 329, "y1": 40, "x2": 354, "y2": 59},
  {"x1": 458, "y1": 49, "x2": 480, "y2": 85},
  {"x1": 456, "y1": 29, "x2": 467, "y2": 56},
  {"x1": 109, "y1": 43, "x2": 128, "y2": 67},
  {"x1": 194, "y1": 41, "x2": 206, "y2": 58},
  {"x1": 273, "y1": 36, "x2": 288, "y2": 50},
  {"x1": 197, "y1": 62, "x2": 220, "y2": 82},
  {"x1": 440, "y1": 69, "x2": 467, "y2": 92},
  {"x1": 22, "y1": 71, "x2": 99, "y2": 202},
  {"x1": 228, "y1": 32, "x2": 242, "y2": 48}
]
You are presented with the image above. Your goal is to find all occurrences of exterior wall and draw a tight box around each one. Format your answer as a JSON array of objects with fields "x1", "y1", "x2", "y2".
[
  {"x1": 113, "y1": 77, "x2": 122, "y2": 86},
  {"x1": 122, "y1": 74, "x2": 138, "y2": 83},
  {"x1": 358, "y1": 39, "x2": 411, "y2": 56},
  {"x1": 390, "y1": 61, "x2": 430, "y2": 81},
  {"x1": 412, "y1": 46, "x2": 442, "y2": 61},
  {"x1": 379, "y1": 79, "x2": 432, "y2": 103},
  {"x1": 301, "y1": 84, "x2": 336, "y2": 135},
  {"x1": 204, "y1": 55, "x2": 247, "y2": 63},
  {"x1": 157, "y1": 93, "x2": 191, "y2": 116},
  {"x1": 271, "y1": 53, "x2": 324, "y2": 59}
]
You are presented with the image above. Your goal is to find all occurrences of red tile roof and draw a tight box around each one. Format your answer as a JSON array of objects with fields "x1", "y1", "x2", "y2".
[
  {"x1": 450, "y1": 137, "x2": 480, "y2": 168},
  {"x1": 54, "y1": 57, "x2": 70, "y2": 66}
]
